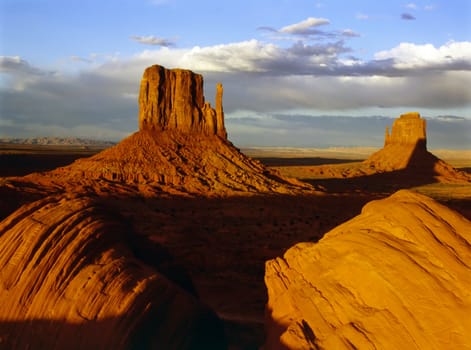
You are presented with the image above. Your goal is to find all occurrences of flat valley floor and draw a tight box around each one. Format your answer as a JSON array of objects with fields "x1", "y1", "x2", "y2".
[{"x1": 1, "y1": 144, "x2": 470, "y2": 349}]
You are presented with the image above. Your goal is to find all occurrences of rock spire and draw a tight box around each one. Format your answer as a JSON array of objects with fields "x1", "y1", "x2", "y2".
[{"x1": 138, "y1": 64, "x2": 226, "y2": 138}]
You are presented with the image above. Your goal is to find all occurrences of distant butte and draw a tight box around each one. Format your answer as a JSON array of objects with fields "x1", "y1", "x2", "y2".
[
  {"x1": 384, "y1": 111, "x2": 426, "y2": 148},
  {"x1": 303, "y1": 112, "x2": 470, "y2": 185}
]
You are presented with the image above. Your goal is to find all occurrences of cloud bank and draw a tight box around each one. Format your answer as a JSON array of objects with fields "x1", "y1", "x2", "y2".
[{"x1": 1, "y1": 16, "x2": 470, "y2": 147}]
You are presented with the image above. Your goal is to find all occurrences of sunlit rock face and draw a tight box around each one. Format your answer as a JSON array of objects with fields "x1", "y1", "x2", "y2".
[
  {"x1": 384, "y1": 112, "x2": 426, "y2": 148},
  {"x1": 363, "y1": 112, "x2": 469, "y2": 182},
  {"x1": 265, "y1": 190, "x2": 471, "y2": 350},
  {"x1": 10, "y1": 64, "x2": 311, "y2": 197},
  {"x1": 138, "y1": 64, "x2": 227, "y2": 138},
  {"x1": 367, "y1": 112, "x2": 429, "y2": 170},
  {"x1": 0, "y1": 194, "x2": 226, "y2": 350}
]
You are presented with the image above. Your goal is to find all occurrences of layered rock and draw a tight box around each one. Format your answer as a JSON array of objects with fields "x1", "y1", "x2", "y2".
[
  {"x1": 44, "y1": 129, "x2": 309, "y2": 196},
  {"x1": 265, "y1": 190, "x2": 471, "y2": 349},
  {"x1": 0, "y1": 194, "x2": 225, "y2": 349},
  {"x1": 299, "y1": 112, "x2": 470, "y2": 184},
  {"x1": 10, "y1": 64, "x2": 311, "y2": 196},
  {"x1": 367, "y1": 112, "x2": 429, "y2": 170},
  {"x1": 138, "y1": 65, "x2": 226, "y2": 138},
  {"x1": 384, "y1": 112, "x2": 426, "y2": 148}
]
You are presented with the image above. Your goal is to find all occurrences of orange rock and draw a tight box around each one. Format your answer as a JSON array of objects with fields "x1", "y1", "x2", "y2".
[
  {"x1": 384, "y1": 112, "x2": 426, "y2": 148},
  {"x1": 304, "y1": 112, "x2": 470, "y2": 184},
  {"x1": 265, "y1": 190, "x2": 471, "y2": 349},
  {"x1": 0, "y1": 194, "x2": 226, "y2": 349},
  {"x1": 11, "y1": 65, "x2": 312, "y2": 197},
  {"x1": 138, "y1": 64, "x2": 226, "y2": 137}
]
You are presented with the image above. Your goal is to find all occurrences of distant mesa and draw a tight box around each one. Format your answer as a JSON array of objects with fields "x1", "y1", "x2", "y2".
[
  {"x1": 265, "y1": 189, "x2": 471, "y2": 349},
  {"x1": 8, "y1": 64, "x2": 311, "y2": 196},
  {"x1": 306, "y1": 112, "x2": 470, "y2": 184}
]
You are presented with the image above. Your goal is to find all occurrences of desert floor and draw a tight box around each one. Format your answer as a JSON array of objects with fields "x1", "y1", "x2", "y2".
[{"x1": 1, "y1": 144, "x2": 470, "y2": 349}]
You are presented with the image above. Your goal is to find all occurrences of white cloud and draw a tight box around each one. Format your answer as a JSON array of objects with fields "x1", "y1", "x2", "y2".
[
  {"x1": 0, "y1": 56, "x2": 49, "y2": 76},
  {"x1": 2, "y1": 35, "x2": 470, "y2": 145},
  {"x1": 374, "y1": 41, "x2": 471, "y2": 70},
  {"x1": 405, "y1": 3, "x2": 418, "y2": 9},
  {"x1": 130, "y1": 35, "x2": 174, "y2": 46},
  {"x1": 70, "y1": 55, "x2": 93, "y2": 63},
  {"x1": 279, "y1": 17, "x2": 330, "y2": 35}
]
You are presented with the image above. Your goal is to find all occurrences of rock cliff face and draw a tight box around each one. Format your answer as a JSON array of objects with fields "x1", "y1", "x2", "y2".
[
  {"x1": 11, "y1": 64, "x2": 310, "y2": 196},
  {"x1": 265, "y1": 190, "x2": 471, "y2": 349},
  {"x1": 138, "y1": 65, "x2": 226, "y2": 138},
  {"x1": 384, "y1": 112, "x2": 426, "y2": 148},
  {"x1": 0, "y1": 194, "x2": 225, "y2": 349},
  {"x1": 366, "y1": 112, "x2": 430, "y2": 170}
]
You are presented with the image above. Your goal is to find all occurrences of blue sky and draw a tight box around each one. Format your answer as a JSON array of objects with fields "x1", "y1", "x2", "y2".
[{"x1": 1, "y1": 0, "x2": 470, "y2": 148}]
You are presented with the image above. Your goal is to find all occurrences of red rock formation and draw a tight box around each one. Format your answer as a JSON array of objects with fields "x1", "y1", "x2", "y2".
[
  {"x1": 365, "y1": 113, "x2": 470, "y2": 182},
  {"x1": 10, "y1": 65, "x2": 312, "y2": 197},
  {"x1": 303, "y1": 112, "x2": 470, "y2": 184},
  {"x1": 384, "y1": 112, "x2": 426, "y2": 148},
  {"x1": 265, "y1": 190, "x2": 471, "y2": 349},
  {"x1": 138, "y1": 65, "x2": 226, "y2": 137},
  {"x1": 0, "y1": 194, "x2": 225, "y2": 349}
]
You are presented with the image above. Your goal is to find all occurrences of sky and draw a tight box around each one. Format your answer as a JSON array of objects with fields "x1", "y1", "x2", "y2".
[{"x1": 0, "y1": 0, "x2": 470, "y2": 148}]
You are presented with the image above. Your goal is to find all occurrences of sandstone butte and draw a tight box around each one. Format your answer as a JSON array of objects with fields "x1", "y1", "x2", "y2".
[
  {"x1": 0, "y1": 194, "x2": 225, "y2": 349},
  {"x1": 6, "y1": 64, "x2": 311, "y2": 198},
  {"x1": 308, "y1": 112, "x2": 470, "y2": 183},
  {"x1": 265, "y1": 189, "x2": 471, "y2": 349}
]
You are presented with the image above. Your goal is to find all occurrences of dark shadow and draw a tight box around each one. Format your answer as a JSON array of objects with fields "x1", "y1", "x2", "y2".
[
  {"x1": 0, "y1": 189, "x2": 376, "y2": 350},
  {"x1": 255, "y1": 157, "x2": 363, "y2": 167},
  {"x1": 97, "y1": 192, "x2": 377, "y2": 350},
  {"x1": 0, "y1": 194, "x2": 227, "y2": 350},
  {"x1": 0, "y1": 147, "x2": 102, "y2": 177},
  {"x1": 305, "y1": 141, "x2": 466, "y2": 193},
  {"x1": 0, "y1": 316, "x2": 226, "y2": 350}
]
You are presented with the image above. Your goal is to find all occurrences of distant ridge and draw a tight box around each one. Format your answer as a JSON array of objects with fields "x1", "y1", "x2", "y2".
[{"x1": 0, "y1": 137, "x2": 116, "y2": 147}]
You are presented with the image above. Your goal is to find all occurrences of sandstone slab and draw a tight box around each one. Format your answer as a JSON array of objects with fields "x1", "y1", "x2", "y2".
[
  {"x1": 265, "y1": 190, "x2": 471, "y2": 349},
  {"x1": 0, "y1": 194, "x2": 225, "y2": 349}
]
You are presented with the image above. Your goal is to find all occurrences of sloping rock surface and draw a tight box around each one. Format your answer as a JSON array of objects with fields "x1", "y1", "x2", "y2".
[
  {"x1": 0, "y1": 194, "x2": 225, "y2": 349},
  {"x1": 15, "y1": 129, "x2": 309, "y2": 197},
  {"x1": 7, "y1": 64, "x2": 311, "y2": 197},
  {"x1": 265, "y1": 190, "x2": 471, "y2": 349}
]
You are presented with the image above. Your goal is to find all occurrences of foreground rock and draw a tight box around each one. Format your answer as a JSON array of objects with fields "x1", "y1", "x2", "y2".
[
  {"x1": 265, "y1": 190, "x2": 471, "y2": 349},
  {"x1": 7, "y1": 65, "x2": 311, "y2": 197},
  {"x1": 0, "y1": 194, "x2": 225, "y2": 349}
]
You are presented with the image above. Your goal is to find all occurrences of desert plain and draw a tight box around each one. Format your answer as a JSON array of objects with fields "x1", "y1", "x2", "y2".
[{"x1": 0, "y1": 65, "x2": 470, "y2": 350}]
